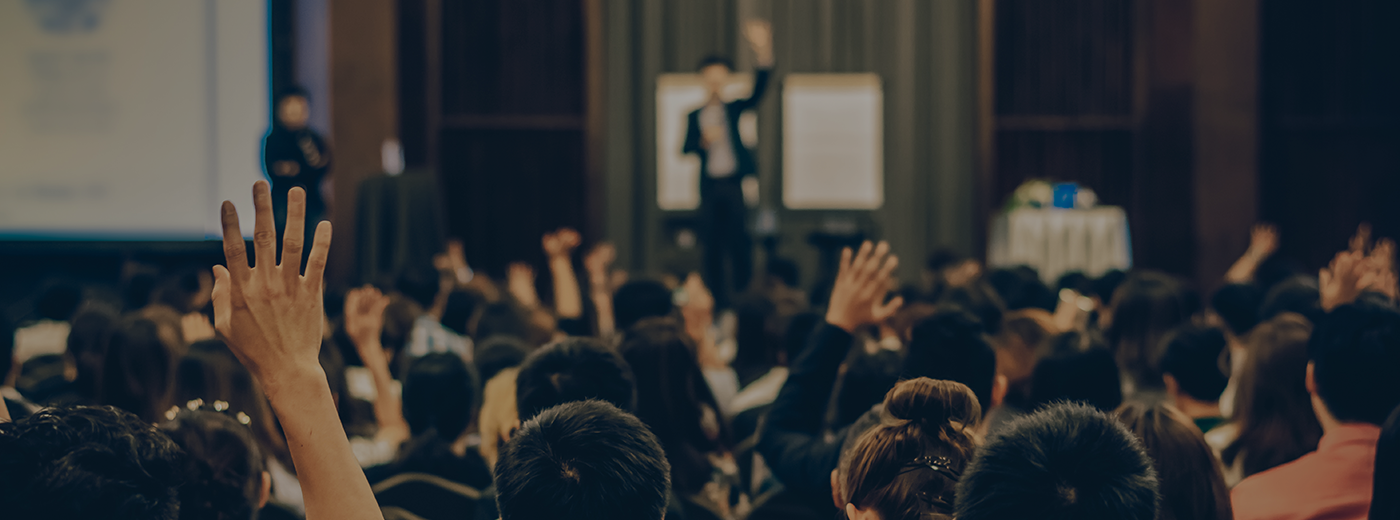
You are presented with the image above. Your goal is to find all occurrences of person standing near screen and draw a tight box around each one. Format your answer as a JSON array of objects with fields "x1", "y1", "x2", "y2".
[
  {"x1": 263, "y1": 87, "x2": 332, "y2": 251},
  {"x1": 683, "y1": 20, "x2": 773, "y2": 308}
]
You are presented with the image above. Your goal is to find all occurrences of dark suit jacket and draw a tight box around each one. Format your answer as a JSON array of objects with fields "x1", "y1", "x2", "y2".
[{"x1": 683, "y1": 69, "x2": 771, "y2": 180}]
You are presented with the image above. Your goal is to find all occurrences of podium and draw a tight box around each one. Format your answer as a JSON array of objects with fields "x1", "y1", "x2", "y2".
[{"x1": 987, "y1": 207, "x2": 1132, "y2": 283}]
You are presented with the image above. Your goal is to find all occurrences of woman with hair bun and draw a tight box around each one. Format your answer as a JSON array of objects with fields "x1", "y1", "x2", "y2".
[{"x1": 835, "y1": 377, "x2": 981, "y2": 520}]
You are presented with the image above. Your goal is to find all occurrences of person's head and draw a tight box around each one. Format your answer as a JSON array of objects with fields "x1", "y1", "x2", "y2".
[
  {"x1": 0, "y1": 406, "x2": 183, "y2": 520},
  {"x1": 276, "y1": 86, "x2": 311, "y2": 129},
  {"x1": 620, "y1": 318, "x2": 728, "y2": 494},
  {"x1": 1372, "y1": 404, "x2": 1400, "y2": 520},
  {"x1": 986, "y1": 267, "x2": 1056, "y2": 312},
  {"x1": 35, "y1": 280, "x2": 83, "y2": 322},
  {"x1": 150, "y1": 269, "x2": 212, "y2": 315},
  {"x1": 475, "y1": 335, "x2": 530, "y2": 384},
  {"x1": 954, "y1": 402, "x2": 1159, "y2": 520},
  {"x1": 1222, "y1": 312, "x2": 1321, "y2": 477},
  {"x1": 1114, "y1": 402, "x2": 1232, "y2": 520},
  {"x1": 905, "y1": 310, "x2": 1003, "y2": 417},
  {"x1": 473, "y1": 301, "x2": 531, "y2": 343},
  {"x1": 936, "y1": 282, "x2": 1006, "y2": 335},
  {"x1": 403, "y1": 353, "x2": 477, "y2": 441},
  {"x1": 613, "y1": 280, "x2": 675, "y2": 332},
  {"x1": 441, "y1": 288, "x2": 485, "y2": 337},
  {"x1": 515, "y1": 337, "x2": 636, "y2": 421},
  {"x1": 494, "y1": 400, "x2": 671, "y2": 520},
  {"x1": 1090, "y1": 270, "x2": 1127, "y2": 308},
  {"x1": 396, "y1": 264, "x2": 442, "y2": 311},
  {"x1": 733, "y1": 296, "x2": 780, "y2": 382},
  {"x1": 697, "y1": 54, "x2": 734, "y2": 95},
  {"x1": 60, "y1": 302, "x2": 116, "y2": 403},
  {"x1": 1210, "y1": 283, "x2": 1262, "y2": 339},
  {"x1": 1029, "y1": 331, "x2": 1123, "y2": 412},
  {"x1": 1258, "y1": 275, "x2": 1322, "y2": 324},
  {"x1": 160, "y1": 408, "x2": 270, "y2": 520},
  {"x1": 836, "y1": 378, "x2": 981, "y2": 520},
  {"x1": 173, "y1": 339, "x2": 291, "y2": 474},
  {"x1": 1307, "y1": 302, "x2": 1400, "y2": 426},
  {"x1": 100, "y1": 315, "x2": 175, "y2": 423},
  {"x1": 1103, "y1": 271, "x2": 1197, "y2": 392},
  {"x1": 994, "y1": 309, "x2": 1056, "y2": 407},
  {"x1": 1159, "y1": 324, "x2": 1229, "y2": 412}
]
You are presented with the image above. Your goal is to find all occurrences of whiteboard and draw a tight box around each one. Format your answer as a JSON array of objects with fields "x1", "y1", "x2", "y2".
[
  {"x1": 782, "y1": 74, "x2": 883, "y2": 210},
  {"x1": 655, "y1": 73, "x2": 757, "y2": 211}
]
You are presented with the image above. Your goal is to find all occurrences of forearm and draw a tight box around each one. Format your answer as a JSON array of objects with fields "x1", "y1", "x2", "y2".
[
  {"x1": 591, "y1": 287, "x2": 615, "y2": 338},
  {"x1": 549, "y1": 257, "x2": 584, "y2": 319},
  {"x1": 264, "y1": 368, "x2": 384, "y2": 520},
  {"x1": 766, "y1": 323, "x2": 853, "y2": 433},
  {"x1": 1224, "y1": 253, "x2": 1263, "y2": 283}
]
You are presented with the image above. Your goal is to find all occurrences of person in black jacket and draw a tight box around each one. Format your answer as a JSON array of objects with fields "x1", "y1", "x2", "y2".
[
  {"x1": 683, "y1": 20, "x2": 773, "y2": 308},
  {"x1": 262, "y1": 86, "x2": 331, "y2": 255}
]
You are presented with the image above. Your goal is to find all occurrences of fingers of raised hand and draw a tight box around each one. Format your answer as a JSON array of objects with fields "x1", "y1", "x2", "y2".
[
  {"x1": 252, "y1": 181, "x2": 278, "y2": 266},
  {"x1": 220, "y1": 201, "x2": 251, "y2": 283},
  {"x1": 211, "y1": 265, "x2": 233, "y2": 337},
  {"x1": 874, "y1": 296, "x2": 905, "y2": 322}
]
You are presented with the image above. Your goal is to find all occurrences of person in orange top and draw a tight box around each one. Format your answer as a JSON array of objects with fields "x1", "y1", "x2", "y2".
[{"x1": 1231, "y1": 281, "x2": 1400, "y2": 520}]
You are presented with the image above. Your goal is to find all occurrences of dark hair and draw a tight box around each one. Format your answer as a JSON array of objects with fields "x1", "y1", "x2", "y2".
[
  {"x1": 99, "y1": 316, "x2": 175, "y2": 423},
  {"x1": 697, "y1": 54, "x2": 734, "y2": 72},
  {"x1": 613, "y1": 280, "x2": 675, "y2": 332},
  {"x1": 986, "y1": 267, "x2": 1056, "y2": 312},
  {"x1": 276, "y1": 85, "x2": 310, "y2": 103},
  {"x1": 620, "y1": 318, "x2": 729, "y2": 495},
  {"x1": 732, "y1": 296, "x2": 780, "y2": 387},
  {"x1": 54, "y1": 302, "x2": 116, "y2": 406},
  {"x1": 1159, "y1": 324, "x2": 1229, "y2": 403},
  {"x1": 1211, "y1": 283, "x2": 1262, "y2": 337},
  {"x1": 0, "y1": 406, "x2": 183, "y2": 520},
  {"x1": 494, "y1": 400, "x2": 671, "y2": 520},
  {"x1": 150, "y1": 269, "x2": 206, "y2": 314},
  {"x1": 474, "y1": 335, "x2": 530, "y2": 384},
  {"x1": 1029, "y1": 332, "x2": 1123, "y2": 412},
  {"x1": 839, "y1": 378, "x2": 981, "y2": 520},
  {"x1": 905, "y1": 310, "x2": 998, "y2": 416},
  {"x1": 1372, "y1": 404, "x2": 1400, "y2": 520},
  {"x1": 1091, "y1": 270, "x2": 1127, "y2": 303},
  {"x1": 1308, "y1": 302, "x2": 1400, "y2": 425},
  {"x1": 441, "y1": 289, "x2": 485, "y2": 337},
  {"x1": 474, "y1": 302, "x2": 530, "y2": 343},
  {"x1": 173, "y1": 340, "x2": 294, "y2": 477},
  {"x1": 160, "y1": 409, "x2": 266, "y2": 520},
  {"x1": 403, "y1": 353, "x2": 477, "y2": 440},
  {"x1": 766, "y1": 257, "x2": 801, "y2": 288},
  {"x1": 1057, "y1": 272, "x2": 1093, "y2": 295},
  {"x1": 926, "y1": 248, "x2": 967, "y2": 274},
  {"x1": 396, "y1": 264, "x2": 442, "y2": 309},
  {"x1": 1104, "y1": 271, "x2": 1196, "y2": 393},
  {"x1": 936, "y1": 283, "x2": 1006, "y2": 335},
  {"x1": 1221, "y1": 313, "x2": 1321, "y2": 478},
  {"x1": 1258, "y1": 275, "x2": 1322, "y2": 324},
  {"x1": 1114, "y1": 403, "x2": 1232, "y2": 520},
  {"x1": 954, "y1": 402, "x2": 1159, "y2": 520},
  {"x1": 36, "y1": 280, "x2": 83, "y2": 321},
  {"x1": 995, "y1": 309, "x2": 1056, "y2": 407},
  {"x1": 515, "y1": 337, "x2": 636, "y2": 421}
]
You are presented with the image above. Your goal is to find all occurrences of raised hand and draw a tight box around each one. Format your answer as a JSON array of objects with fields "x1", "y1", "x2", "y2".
[
  {"x1": 744, "y1": 19, "x2": 774, "y2": 66},
  {"x1": 507, "y1": 262, "x2": 540, "y2": 308},
  {"x1": 1248, "y1": 224, "x2": 1279, "y2": 259},
  {"x1": 344, "y1": 286, "x2": 391, "y2": 353},
  {"x1": 211, "y1": 181, "x2": 383, "y2": 520},
  {"x1": 212, "y1": 181, "x2": 331, "y2": 393},
  {"x1": 1368, "y1": 238, "x2": 1398, "y2": 301},
  {"x1": 1320, "y1": 250, "x2": 1379, "y2": 311},
  {"x1": 542, "y1": 228, "x2": 582, "y2": 259},
  {"x1": 825, "y1": 241, "x2": 904, "y2": 334},
  {"x1": 584, "y1": 242, "x2": 616, "y2": 281}
]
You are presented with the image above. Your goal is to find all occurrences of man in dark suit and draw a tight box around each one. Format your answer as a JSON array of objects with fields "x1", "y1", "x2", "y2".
[{"x1": 683, "y1": 20, "x2": 773, "y2": 308}]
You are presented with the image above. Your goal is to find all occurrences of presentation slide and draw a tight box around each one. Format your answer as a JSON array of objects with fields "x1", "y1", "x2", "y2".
[{"x1": 0, "y1": 0, "x2": 268, "y2": 240}]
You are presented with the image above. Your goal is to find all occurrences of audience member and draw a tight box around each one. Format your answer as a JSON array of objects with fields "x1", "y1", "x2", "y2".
[
  {"x1": 1232, "y1": 298, "x2": 1400, "y2": 520},
  {"x1": 494, "y1": 399, "x2": 671, "y2": 520},
  {"x1": 758, "y1": 241, "x2": 903, "y2": 509},
  {"x1": 904, "y1": 310, "x2": 1004, "y2": 422},
  {"x1": 0, "y1": 406, "x2": 184, "y2": 520},
  {"x1": 954, "y1": 402, "x2": 1159, "y2": 520},
  {"x1": 477, "y1": 367, "x2": 520, "y2": 469},
  {"x1": 1103, "y1": 270, "x2": 1197, "y2": 396},
  {"x1": 614, "y1": 279, "x2": 677, "y2": 334},
  {"x1": 985, "y1": 266, "x2": 1056, "y2": 312},
  {"x1": 1210, "y1": 313, "x2": 1322, "y2": 486},
  {"x1": 1159, "y1": 324, "x2": 1230, "y2": 432},
  {"x1": 172, "y1": 339, "x2": 294, "y2": 486},
  {"x1": 397, "y1": 264, "x2": 471, "y2": 360},
  {"x1": 473, "y1": 334, "x2": 529, "y2": 384},
  {"x1": 1026, "y1": 331, "x2": 1123, "y2": 413},
  {"x1": 365, "y1": 352, "x2": 491, "y2": 490},
  {"x1": 992, "y1": 309, "x2": 1056, "y2": 412},
  {"x1": 99, "y1": 315, "x2": 177, "y2": 423},
  {"x1": 515, "y1": 337, "x2": 637, "y2": 421},
  {"x1": 836, "y1": 378, "x2": 980, "y2": 520},
  {"x1": 1258, "y1": 275, "x2": 1323, "y2": 324},
  {"x1": 621, "y1": 317, "x2": 743, "y2": 519},
  {"x1": 1114, "y1": 402, "x2": 1232, "y2": 520},
  {"x1": 1211, "y1": 282, "x2": 1264, "y2": 418},
  {"x1": 160, "y1": 407, "x2": 270, "y2": 520},
  {"x1": 1371, "y1": 404, "x2": 1400, "y2": 520}
]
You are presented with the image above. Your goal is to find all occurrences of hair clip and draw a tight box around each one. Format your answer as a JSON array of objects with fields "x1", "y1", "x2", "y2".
[{"x1": 164, "y1": 399, "x2": 253, "y2": 426}]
